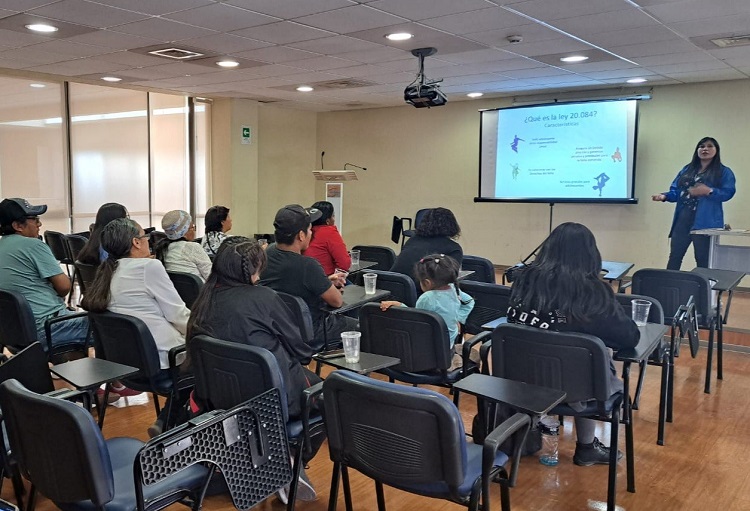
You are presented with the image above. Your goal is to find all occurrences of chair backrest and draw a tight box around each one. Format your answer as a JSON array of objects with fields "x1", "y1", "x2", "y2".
[
  {"x1": 413, "y1": 208, "x2": 430, "y2": 229},
  {"x1": 461, "y1": 281, "x2": 512, "y2": 334},
  {"x1": 167, "y1": 271, "x2": 203, "y2": 308},
  {"x1": 74, "y1": 261, "x2": 98, "y2": 295},
  {"x1": 351, "y1": 245, "x2": 396, "y2": 271},
  {"x1": 359, "y1": 303, "x2": 451, "y2": 372},
  {"x1": 189, "y1": 335, "x2": 289, "y2": 423},
  {"x1": 64, "y1": 234, "x2": 88, "y2": 263},
  {"x1": 149, "y1": 231, "x2": 167, "y2": 253},
  {"x1": 89, "y1": 311, "x2": 162, "y2": 383},
  {"x1": 0, "y1": 290, "x2": 38, "y2": 352},
  {"x1": 0, "y1": 342, "x2": 54, "y2": 394},
  {"x1": 43, "y1": 231, "x2": 70, "y2": 263},
  {"x1": 615, "y1": 293, "x2": 665, "y2": 324},
  {"x1": 277, "y1": 291, "x2": 316, "y2": 348},
  {"x1": 323, "y1": 370, "x2": 467, "y2": 489},
  {"x1": 0, "y1": 379, "x2": 115, "y2": 507},
  {"x1": 491, "y1": 323, "x2": 612, "y2": 403},
  {"x1": 461, "y1": 255, "x2": 496, "y2": 283},
  {"x1": 361, "y1": 269, "x2": 417, "y2": 307},
  {"x1": 631, "y1": 269, "x2": 712, "y2": 324}
]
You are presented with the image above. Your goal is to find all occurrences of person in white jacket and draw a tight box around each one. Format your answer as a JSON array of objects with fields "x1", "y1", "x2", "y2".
[
  {"x1": 155, "y1": 209, "x2": 212, "y2": 281},
  {"x1": 82, "y1": 217, "x2": 191, "y2": 437}
]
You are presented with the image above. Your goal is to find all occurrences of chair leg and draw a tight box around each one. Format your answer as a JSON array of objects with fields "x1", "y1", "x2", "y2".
[
  {"x1": 717, "y1": 320, "x2": 723, "y2": 380},
  {"x1": 152, "y1": 392, "x2": 162, "y2": 416},
  {"x1": 27, "y1": 484, "x2": 38, "y2": 511},
  {"x1": 328, "y1": 462, "x2": 340, "y2": 511},
  {"x1": 286, "y1": 444, "x2": 304, "y2": 511},
  {"x1": 632, "y1": 360, "x2": 647, "y2": 410},
  {"x1": 667, "y1": 340, "x2": 676, "y2": 424},
  {"x1": 375, "y1": 481, "x2": 386, "y2": 511},
  {"x1": 704, "y1": 326, "x2": 715, "y2": 394},
  {"x1": 657, "y1": 353, "x2": 670, "y2": 446},
  {"x1": 341, "y1": 466, "x2": 354, "y2": 511},
  {"x1": 500, "y1": 480, "x2": 511, "y2": 511},
  {"x1": 97, "y1": 384, "x2": 112, "y2": 429},
  {"x1": 12, "y1": 470, "x2": 26, "y2": 511},
  {"x1": 625, "y1": 397, "x2": 635, "y2": 493},
  {"x1": 606, "y1": 409, "x2": 620, "y2": 511}
]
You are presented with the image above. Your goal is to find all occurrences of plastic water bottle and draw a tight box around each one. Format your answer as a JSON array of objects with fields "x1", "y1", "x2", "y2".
[{"x1": 538, "y1": 415, "x2": 559, "y2": 466}]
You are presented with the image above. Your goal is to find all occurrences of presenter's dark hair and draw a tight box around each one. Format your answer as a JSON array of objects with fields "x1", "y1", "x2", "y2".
[
  {"x1": 509, "y1": 222, "x2": 617, "y2": 323},
  {"x1": 311, "y1": 201, "x2": 333, "y2": 226},
  {"x1": 80, "y1": 218, "x2": 140, "y2": 313},
  {"x1": 416, "y1": 207, "x2": 461, "y2": 239},
  {"x1": 686, "y1": 137, "x2": 723, "y2": 185},
  {"x1": 205, "y1": 205, "x2": 230, "y2": 233},
  {"x1": 187, "y1": 237, "x2": 265, "y2": 340},
  {"x1": 77, "y1": 202, "x2": 129, "y2": 265}
]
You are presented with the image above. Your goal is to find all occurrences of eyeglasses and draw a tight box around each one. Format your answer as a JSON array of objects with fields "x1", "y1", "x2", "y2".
[
  {"x1": 135, "y1": 233, "x2": 150, "y2": 240},
  {"x1": 25, "y1": 216, "x2": 40, "y2": 223}
]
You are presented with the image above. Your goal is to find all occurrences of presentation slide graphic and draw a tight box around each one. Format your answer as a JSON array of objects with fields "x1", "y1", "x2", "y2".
[{"x1": 495, "y1": 101, "x2": 630, "y2": 199}]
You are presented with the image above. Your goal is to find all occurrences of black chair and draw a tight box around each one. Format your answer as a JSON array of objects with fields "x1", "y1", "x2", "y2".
[
  {"x1": 489, "y1": 323, "x2": 633, "y2": 511},
  {"x1": 323, "y1": 370, "x2": 530, "y2": 511},
  {"x1": 149, "y1": 231, "x2": 167, "y2": 253},
  {"x1": 277, "y1": 291, "x2": 317, "y2": 349},
  {"x1": 64, "y1": 234, "x2": 88, "y2": 304},
  {"x1": 189, "y1": 335, "x2": 325, "y2": 511},
  {"x1": 359, "y1": 303, "x2": 488, "y2": 404},
  {"x1": 350, "y1": 245, "x2": 396, "y2": 271},
  {"x1": 461, "y1": 281, "x2": 512, "y2": 335},
  {"x1": 461, "y1": 255, "x2": 496, "y2": 284},
  {"x1": 88, "y1": 311, "x2": 191, "y2": 428},
  {"x1": 402, "y1": 208, "x2": 430, "y2": 240},
  {"x1": 0, "y1": 289, "x2": 89, "y2": 361},
  {"x1": 358, "y1": 269, "x2": 417, "y2": 307},
  {"x1": 166, "y1": 271, "x2": 203, "y2": 308},
  {"x1": 74, "y1": 260, "x2": 98, "y2": 296},
  {"x1": 0, "y1": 379, "x2": 211, "y2": 511},
  {"x1": 631, "y1": 269, "x2": 718, "y2": 393},
  {"x1": 43, "y1": 230, "x2": 73, "y2": 277}
]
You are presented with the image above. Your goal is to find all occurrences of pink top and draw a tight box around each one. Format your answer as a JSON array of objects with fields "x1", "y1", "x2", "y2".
[{"x1": 303, "y1": 224, "x2": 351, "y2": 275}]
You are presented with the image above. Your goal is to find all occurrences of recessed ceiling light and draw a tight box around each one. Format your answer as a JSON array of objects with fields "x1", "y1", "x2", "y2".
[
  {"x1": 216, "y1": 60, "x2": 239, "y2": 68},
  {"x1": 101, "y1": 76, "x2": 122, "y2": 82},
  {"x1": 296, "y1": 85, "x2": 314, "y2": 92},
  {"x1": 25, "y1": 23, "x2": 58, "y2": 33},
  {"x1": 385, "y1": 32, "x2": 413, "y2": 41},
  {"x1": 467, "y1": 92, "x2": 484, "y2": 98},
  {"x1": 560, "y1": 55, "x2": 589, "y2": 63},
  {"x1": 626, "y1": 77, "x2": 648, "y2": 84},
  {"x1": 29, "y1": 83, "x2": 46, "y2": 88}
]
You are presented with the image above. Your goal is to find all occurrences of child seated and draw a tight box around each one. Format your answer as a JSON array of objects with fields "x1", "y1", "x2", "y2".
[{"x1": 380, "y1": 253, "x2": 476, "y2": 370}]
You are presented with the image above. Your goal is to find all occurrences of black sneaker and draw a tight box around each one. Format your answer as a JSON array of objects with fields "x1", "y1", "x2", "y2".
[{"x1": 573, "y1": 437, "x2": 623, "y2": 466}]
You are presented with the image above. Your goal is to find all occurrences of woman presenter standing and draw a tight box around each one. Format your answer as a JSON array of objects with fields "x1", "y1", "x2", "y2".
[{"x1": 652, "y1": 137, "x2": 735, "y2": 270}]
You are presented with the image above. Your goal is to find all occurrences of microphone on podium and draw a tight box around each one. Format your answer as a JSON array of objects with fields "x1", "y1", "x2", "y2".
[{"x1": 343, "y1": 163, "x2": 367, "y2": 171}]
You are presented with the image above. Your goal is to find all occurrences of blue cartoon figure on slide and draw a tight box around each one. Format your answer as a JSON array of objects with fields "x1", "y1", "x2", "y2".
[
  {"x1": 510, "y1": 135, "x2": 525, "y2": 153},
  {"x1": 592, "y1": 173, "x2": 609, "y2": 196},
  {"x1": 511, "y1": 163, "x2": 520, "y2": 180}
]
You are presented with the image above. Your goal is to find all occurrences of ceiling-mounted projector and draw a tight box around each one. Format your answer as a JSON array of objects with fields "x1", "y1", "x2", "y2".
[{"x1": 404, "y1": 47, "x2": 446, "y2": 108}]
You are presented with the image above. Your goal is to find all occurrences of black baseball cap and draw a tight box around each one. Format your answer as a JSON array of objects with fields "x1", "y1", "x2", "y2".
[
  {"x1": 0, "y1": 198, "x2": 47, "y2": 226},
  {"x1": 273, "y1": 204, "x2": 322, "y2": 236}
]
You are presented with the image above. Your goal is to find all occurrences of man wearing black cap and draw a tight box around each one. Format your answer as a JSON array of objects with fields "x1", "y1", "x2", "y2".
[
  {"x1": 0, "y1": 198, "x2": 89, "y2": 351},
  {"x1": 261, "y1": 204, "x2": 356, "y2": 350}
]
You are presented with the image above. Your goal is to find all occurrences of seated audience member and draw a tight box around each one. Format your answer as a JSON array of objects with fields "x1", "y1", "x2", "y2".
[
  {"x1": 201, "y1": 205, "x2": 231, "y2": 257},
  {"x1": 260, "y1": 205, "x2": 352, "y2": 351},
  {"x1": 155, "y1": 210, "x2": 212, "y2": 281},
  {"x1": 302, "y1": 201, "x2": 351, "y2": 275},
  {"x1": 77, "y1": 202, "x2": 129, "y2": 265},
  {"x1": 507, "y1": 222, "x2": 639, "y2": 466},
  {"x1": 391, "y1": 207, "x2": 463, "y2": 291},
  {"x1": 0, "y1": 198, "x2": 89, "y2": 351},
  {"x1": 81, "y1": 218, "x2": 191, "y2": 438},
  {"x1": 381, "y1": 254, "x2": 475, "y2": 370}
]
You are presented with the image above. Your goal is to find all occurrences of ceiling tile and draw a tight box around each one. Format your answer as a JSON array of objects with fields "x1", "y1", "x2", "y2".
[
  {"x1": 282, "y1": 55, "x2": 360, "y2": 71},
  {"x1": 552, "y1": 8, "x2": 660, "y2": 36},
  {"x1": 64, "y1": 29, "x2": 161, "y2": 50},
  {"x1": 288, "y1": 35, "x2": 385, "y2": 55},
  {"x1": 111, "y1": 18, "x2": 217, "y2": 41},
  {"x1": 508, "y1": 0, "x2": 626, "y2": 21},
  {"x1": 89, "y1": 0, "x2": 215, "y2": 16},
  {"x1": 232, "y1": 46, "x2": 320, "y2": 64},
  {"x1": 231, "y1": 21, "x2": 334, "y2": 45},
  {"x1": 421, "y1": 7, "x2": 530, "y2": 34},
  {"x1": 585, "y1": 25, "x2": 681, "y2": 49},
  {"x1": 644, "y1": 0, "x2": 750, "y2": 23},
  {"x1": 636, "y1": 50, "x2": 718, "y2": 66},
  {"x1": 223, "y1": 0, "x2": 356, "y2": 20},
  {"x1": 28, "y1": 57, "x2": 131, "y2": 76},
  {"x1": 0, "y1": 45, "x2": 71, "y2": 65},
  {"x1": 0, "y1": 0, "x2": 60, "y2": 10},
  {"x1": 178, "y1": 33, "x2": 272, "y2": 54},
  {"x1": 292, "y1": 5, "x2": 406, "y2": 33},
  {"x1": 162, "y1": 4, "x2": 279, "y2": 32},
  {"x1": 367, "y1": 0, "x2": 491, "y2": 21},
  {"x1": 465, "y1": 23, "x2": 563, "y2": 47},
  {"x1": 665, "y1": 68, "x2": 747, "y2": 81},
  {"x1": 347, "y1": 22, "x2": 487, "y2": 55},
  {"x1": 25, "y1": 39, "x2": 108, "y2": 58},
  {"x1": 334, "y1": 45, "x2": 409, "y2": 63},
  {"x1": 28, "y1": 0, "x2": 148, "y2": 28},
  {"x1": 94, "y1": 50, "x2": 166, "y2": 67},
  {"x1": 507, "y1": 37, "x2": 593, "y2": 58},
  {"x1": 612, "y1": 38, "x2": 702, "y2": 59},
  {"x1": 644, "y1": 59, "x2": 730, "y2": 74},
  {"x1": 667, "y1": 14, "x2": 750, "y2": 38},
  {"x1": 235, "y1": 64, "x2": 308, "y2": 78}
]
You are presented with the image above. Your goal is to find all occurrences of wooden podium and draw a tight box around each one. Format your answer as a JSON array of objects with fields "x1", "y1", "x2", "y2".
[{"x1": 312, "y1": 170, "x2": 359, "y2": 236}]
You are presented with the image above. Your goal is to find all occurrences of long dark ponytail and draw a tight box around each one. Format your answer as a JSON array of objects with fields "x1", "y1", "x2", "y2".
[{"x1": 80, "y1": 218, "x2": 140, "y2": 313}]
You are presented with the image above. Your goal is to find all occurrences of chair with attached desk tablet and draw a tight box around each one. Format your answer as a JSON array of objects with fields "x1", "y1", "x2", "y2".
[
  {"x1": 488, "y1": 323, "x2": 634, "y2": 511},
  {"x1": 461, "y1": 255, "x2": 496, "y2": 284},
  {"x1": 631, "y1": 269, "x2": 720, "y2": 393},
  {"x1": 350, "y1": 245, "x2": 396, "y2": 271},
  {"x1": 357, "y1": 269, "x2": 417, "y2": 307},
  {"x1": 358, "y1": 303, "x2": 488, "y2": 405},
  {"x1": 461, "y1": 281, "x2": 512, "y2": 335},
  {"x1": 323, "y1": 370, "x2": 531, "y2": 511},
  {"x1": 167, "y1": 271, "x2": 203, "y2": 309}
]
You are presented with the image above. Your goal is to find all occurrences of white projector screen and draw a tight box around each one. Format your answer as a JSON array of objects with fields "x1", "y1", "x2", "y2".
[{"x1": 477, "y1": 99, "x2": 640, "y2": 204}]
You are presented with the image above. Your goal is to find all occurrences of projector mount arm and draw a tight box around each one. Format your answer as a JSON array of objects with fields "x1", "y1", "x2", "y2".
[{"x1": 409, "y1": 47, "x2": 442, "y2": 88}]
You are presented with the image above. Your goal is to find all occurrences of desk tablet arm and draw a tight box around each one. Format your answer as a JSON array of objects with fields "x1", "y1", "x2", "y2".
[
  {"x1": 45, "y1": 388, "x2": 92, "y2": 410},
  {"x1": 168, "y1": 345, "x2": 195, "y2": 391},
  {"x1": 301, "y1": 381, "x2": 324, "y2": 457},
  {"x1": 482, "y1": 413, "x2": 530, "y2": 500},
  {"x1": 463, "y1": 331, "x2": 491, "y2": 379}
]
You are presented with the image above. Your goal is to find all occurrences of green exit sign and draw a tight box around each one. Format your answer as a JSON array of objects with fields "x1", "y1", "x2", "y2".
[{"x1": 241, "y1": 125, "x2": 251, "y2": 145}]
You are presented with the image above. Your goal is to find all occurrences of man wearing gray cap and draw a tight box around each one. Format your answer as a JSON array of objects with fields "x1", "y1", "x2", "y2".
[
  {"x1": 0, "y1": 197, "x2": 89, "y2": 352},
  {"x1": 261, "y1": 204, "x2": 356, "y2": 351}
]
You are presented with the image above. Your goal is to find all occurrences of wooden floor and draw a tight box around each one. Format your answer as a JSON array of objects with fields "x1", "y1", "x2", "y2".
[{"x1": 5, "y1": 341, "x2": 750, "y2": 511}]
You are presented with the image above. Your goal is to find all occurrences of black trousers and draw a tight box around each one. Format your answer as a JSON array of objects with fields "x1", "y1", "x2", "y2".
[{"x1": 667, "y1": 207, "x2": 710, "y2": 270}]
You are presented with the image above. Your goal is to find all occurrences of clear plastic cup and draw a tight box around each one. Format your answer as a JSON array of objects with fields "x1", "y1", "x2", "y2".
[
  {"x1": 341, "y1": 331, "x2": 361, "y2": 363},
  {"x1": 631, "y1": 299, "x2": 652, "y2": 327},
  {"x1": 363, "y1": 273, "x2": 377, "y2": 295},
  {"x1": 350, "y1": 249, "x2": 360, "y2": 266}
]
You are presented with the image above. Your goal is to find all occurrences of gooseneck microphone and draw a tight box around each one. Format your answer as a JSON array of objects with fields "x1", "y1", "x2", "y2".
[
  {"x1": 343, "y1": 163, "x2": 367, "y2": 171},
  {"x1": 321, "y1": 151, "x2": 325, "y2": 170}
]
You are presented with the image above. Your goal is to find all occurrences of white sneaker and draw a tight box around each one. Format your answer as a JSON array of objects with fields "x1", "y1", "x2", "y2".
[
  {"x1": 296, "y1": 467, "x2": 317, "y2": 501},
  {"x1": 277, "y1": 485, "x2": 289, "y2": 505}
]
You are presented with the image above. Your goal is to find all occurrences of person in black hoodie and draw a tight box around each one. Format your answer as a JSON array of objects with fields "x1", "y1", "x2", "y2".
[{"x1": 507, "y1": 222, "x2": 639, "y2": 467}]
